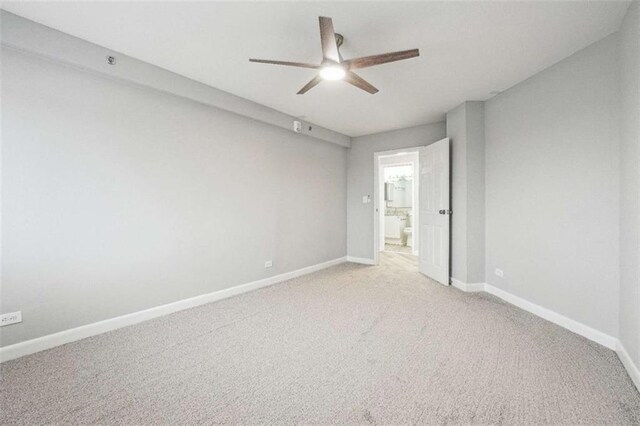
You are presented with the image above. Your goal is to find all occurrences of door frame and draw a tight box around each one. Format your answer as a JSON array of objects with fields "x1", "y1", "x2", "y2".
[{"x1": 373, "y1": 147, "x2": 421, "y2": 266}]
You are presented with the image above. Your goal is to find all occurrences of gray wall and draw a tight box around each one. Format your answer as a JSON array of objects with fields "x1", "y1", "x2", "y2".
[
  {"x1": 1, "y1": 47, "x2": 347, "y2": 346},
  {"x1": 347, "y1": 123, "x2": 446, "y2": 260},
  {"x1": 446, "y1": 101, "x2": 485, "y2": 284},
  {"x1": 465, "y1": 102, "x2": 486, "y2": 284},
  {"x1": 618, "y1": 1, "x2": 640, "y2": 370},
  {"x1": 484, "y1": 34, "x2": 620, "y2": 336}
]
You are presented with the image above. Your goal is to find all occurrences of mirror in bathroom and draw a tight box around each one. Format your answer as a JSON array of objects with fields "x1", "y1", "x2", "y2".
[{"x1": 389, "y1": 178, "x2": 413, "y2": 208}]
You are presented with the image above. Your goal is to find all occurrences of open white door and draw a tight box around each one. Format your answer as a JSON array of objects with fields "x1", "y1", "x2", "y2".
[{"x1": 418, "y1": 138, "x2": 450, "y2": 285}]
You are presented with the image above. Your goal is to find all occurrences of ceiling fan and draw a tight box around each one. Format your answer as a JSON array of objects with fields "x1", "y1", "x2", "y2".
[{"x1": 249, "y1": 17, "x2": 419, "y2": 95}]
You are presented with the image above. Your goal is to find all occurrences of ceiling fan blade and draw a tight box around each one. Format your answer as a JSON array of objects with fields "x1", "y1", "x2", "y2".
[
  {"x1": 319, "y1": 17, "x2": 340, "y2": 63},
  {"x1": 344, "y1": 72, "x2": 379, "y2": 94},
  {"x1": 343, "y1": 49, "x2": 419, "y2": 70},
  {"x1": 297, "y1": 75, "x2": 323, "y2": 94},
  {"x1": 249, "y1": 59, "x2": 320, "y2": 69}
]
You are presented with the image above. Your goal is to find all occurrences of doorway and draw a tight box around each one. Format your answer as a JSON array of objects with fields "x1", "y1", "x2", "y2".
[
  {"x1": 383, "y1": 163, "x2": 415, "y2": 254},
  {"x1": 374, "y1": 149, "x2": 420, "y2": 268},
  {"x1": 373, "y1": 139, "x2": 451, "y2": 285},
  {"x1": 379, "y1": 154, "x2": 419, "y2": 256}
]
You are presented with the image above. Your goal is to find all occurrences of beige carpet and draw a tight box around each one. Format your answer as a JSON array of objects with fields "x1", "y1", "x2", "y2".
[{"x1": 2, "y1": 252, "x2": 639, "y2": 424}]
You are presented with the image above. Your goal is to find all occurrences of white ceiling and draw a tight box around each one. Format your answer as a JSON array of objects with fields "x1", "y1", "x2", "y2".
[{"x1": 2, "y1": 1, "x2": 630, "y2": 137}]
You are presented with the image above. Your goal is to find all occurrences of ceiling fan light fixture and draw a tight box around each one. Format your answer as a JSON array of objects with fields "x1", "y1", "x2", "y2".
[
  {"x1": 319, "y1": 65, "x2": 346, "y2": 81},
  {"x1": 249, "y1": 16, "x2": 419, "y2": 94}
]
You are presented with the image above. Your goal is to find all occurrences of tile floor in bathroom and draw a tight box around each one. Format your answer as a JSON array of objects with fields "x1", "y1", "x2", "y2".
[{"x1": 384, "y1": 240, "x2": 413, "y2": 254}]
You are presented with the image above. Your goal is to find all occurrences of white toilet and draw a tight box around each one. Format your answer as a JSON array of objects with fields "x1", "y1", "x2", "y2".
[{"x1": 402, "y1": 227, "x2": 412, "y2": 247}]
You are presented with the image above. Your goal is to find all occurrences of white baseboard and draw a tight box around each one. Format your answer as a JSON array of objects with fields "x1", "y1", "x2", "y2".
[
  {"x1": 483, "y1": 283, "x2": 617, "y2": 350},
  {"x1": 451, "y1": 278, "x2": 484, "y2": 292},
  {"x1": 617, "y1": 340, "x2": 640, "y2": 391},
  {"x1": 346, "y1": 256, "x2": 376, "y2": 265},
  {"x1": 0, "y1": 256, "x2": 347, "y2": 363},
  {"x1": 451, "y1": 280, "x2": 617, "y2": 349},
  {"x1": 453, "y1": 279, "x2": 639, "y2": 388}
]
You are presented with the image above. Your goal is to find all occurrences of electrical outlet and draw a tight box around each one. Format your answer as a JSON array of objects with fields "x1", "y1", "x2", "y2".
[
  {"x1": 264, "y1": 260, "x2": 273, "y2": 268},
  {"x1": 1, "y1": 311, "x2": 22, "y2": 327},
  {"x1": 494, "y1": 268, "x2": 504, "y2": 278}
]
